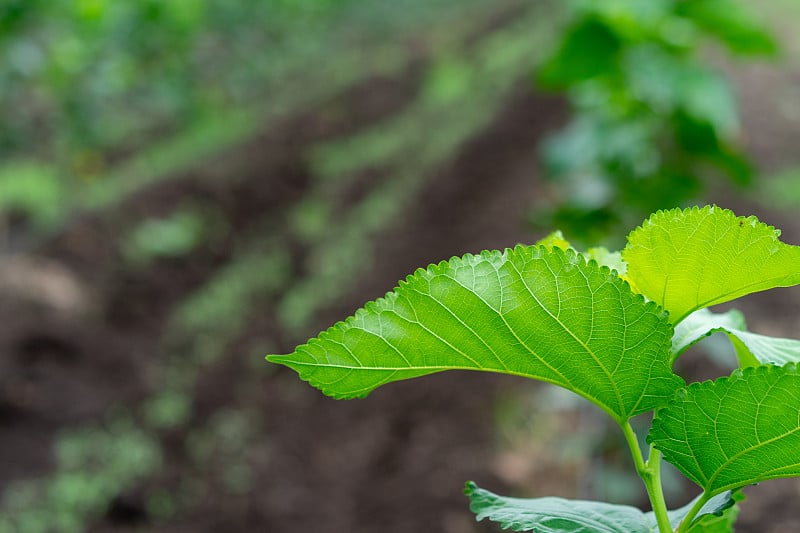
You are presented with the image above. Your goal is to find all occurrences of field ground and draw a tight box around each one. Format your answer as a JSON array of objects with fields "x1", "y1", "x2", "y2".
[{"x1": 1, "y1": 2, "x2": 799, "y2": 531}]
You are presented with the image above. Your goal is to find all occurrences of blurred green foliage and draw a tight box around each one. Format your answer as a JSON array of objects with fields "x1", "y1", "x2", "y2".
[
  {"x1": 0, "y1": 416, "x2": 161, "y2": 533},
  {"x1": 763, "y1": 166, "x2": 800, "y2": 208},
  {"x1": 533, "y1": 0, "x2": 776, "y2": 244},
  {"x1": 2, "y1": 0, "x2": 793, "y2": 529},
  {"x1": 0, "y1": 162, "x2": 62, "y2": 230},
  {"x1": 282, "y1": 3, "x2": 558, "y2": 332},
  {"x1": 0, "y1": 0, "x2": 491, "y2": 233},
  {"x1": 1, "y1": 0, "x2": 345, "y2": 165},
  {"x1": 123, "y1": 209, "x2": 209, "y2": 266}
]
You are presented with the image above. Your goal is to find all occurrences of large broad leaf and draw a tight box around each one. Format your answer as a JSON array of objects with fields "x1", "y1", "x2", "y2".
[
  {"x1": 268, "y1": 247, "x2": 683, "y2": 422},
  {"x1": 673, "y1": 308, "x2": 800, "y2": 366},
  {"x1": 623, "y1": 206, "x2": 800, "y2": 324},
  {"x1": 649, "y1": 364, "x2": 800, "y2": 495},
  {"x1": 464, "y1": 482, "x2": 738, "y2": 533}
]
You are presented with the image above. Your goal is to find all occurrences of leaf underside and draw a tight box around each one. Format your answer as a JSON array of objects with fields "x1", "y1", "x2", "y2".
[
  {"x1": 268, "y1": 246, "x2": 683, "y2": 422},
  {"x1": 683, "y1": 491, "x2": 743, "y2": 533},
  {"x1": 666, "y1": 490, "x2": 741, "y2": 533},
  {"x1": 649, "y1": 363, "x2": 800, "y2": 495},
  {"x1": 464, "y1": 482, "x2": 739, "y2": 533},
  {"x1": 623, "y1": 206, "x2": 800, "y2": 324},
  {"x1": 673, "y1": 308, "x2": 800, "y2": 366}
]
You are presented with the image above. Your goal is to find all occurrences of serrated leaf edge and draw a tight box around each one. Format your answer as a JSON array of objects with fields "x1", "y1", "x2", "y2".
[
  {"x1": 649, "y1": 363, "x2": 800, "y2": 495},
  {"x1": 268, "y1": 245, "x2": 675, "y2": 418}
]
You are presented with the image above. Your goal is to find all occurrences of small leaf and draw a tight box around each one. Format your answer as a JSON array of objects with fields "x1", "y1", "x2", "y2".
[
  {"x1": 655, "y1": 490, "x2": 741, "y2": 532},
  {"x1": 586, "y1": 246, "x2": 627, "y2": 276},
  {"x1": 671, "y1": 308, "x2": 745, "y2": 359},
  {"x1": 673, "y1": 309, "x2": 800, "y2": 366},
  {"x1": 464, "y1": 482, "x2": 651, "y2": 533},
  {"x1": 535, "y1": 230, "x2": 571, "y2": 251},
  {"x1": 535, "y1": 232, "x2": 627, "y2": 276},
  {"x1": 623, "y1": 206, "x2": 800, "y2": 324},
  {"x1": 269, "y1": 247, "x2": 683, "y2": 422},
  {"x1": 684, "y1": 491, "x2": 743, "y2": 532},
  {"x1": 649, "y1": 364, "x2": 800, "y2": 495}
]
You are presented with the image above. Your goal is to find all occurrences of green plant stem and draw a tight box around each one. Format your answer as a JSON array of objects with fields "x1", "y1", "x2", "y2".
[
  {"x1": 675, "y1": 492, "x2": 711, "y2": 533},
  {"x1": 621, "y1": 422, "x2": 672, "y2": 533}
]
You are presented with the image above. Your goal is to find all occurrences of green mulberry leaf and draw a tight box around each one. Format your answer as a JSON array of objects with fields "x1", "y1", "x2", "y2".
[
  {"x1": 673, "y1": 308, "x2": 800, "y2": 367},
  {"x1": 649, "y1": 364, "x2": 800, "y2": 495},
  {"x1": 465, "y1": 482, "x2": 651, "y2": 533},
  {"x1": 464, "y1": 482, "x2": 738, "y2": 533},
  {"x1": 268, "y1": 247, "x2": 682, "y2": 422},
  {"x1": 623, "y1": 206, "x2": 800, "y2": 324}
]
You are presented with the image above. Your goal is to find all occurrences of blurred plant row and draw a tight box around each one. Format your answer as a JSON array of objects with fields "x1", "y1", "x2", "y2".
[
  {"x1": 4, "y1": 0, "x2": 303, "y2": 160},
  {"x1": 0, "y1": 0, "x2": 794, "y2": 529},
  {"x1": 1, "y1": 0, "x2": 424, "y2": 164},
  {"x1": 0, "y1": 2, "x2": 555, "y2": 530},
  {"x1": 0, "y1": 0, "x2": 487, "y2": 232}
]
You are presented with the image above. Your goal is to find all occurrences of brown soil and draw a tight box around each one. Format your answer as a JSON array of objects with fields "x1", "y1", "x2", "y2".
[
  {"x1": 0, "y1": 71, "x2": 571, "y2": 533},
  {"x1": 2, "y1": 33, "x2": 799, "y2": 533}
]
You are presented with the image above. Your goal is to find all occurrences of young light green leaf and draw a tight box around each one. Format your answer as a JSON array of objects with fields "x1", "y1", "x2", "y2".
[
  {"x1": 649, "y1": 364, "x2": 800, "y2": 495},
  {"x1": 536, "y1": 231, "x2": 627, "y2": 275},
  {"x1": 673, "y1": 309, "x2": 800, "y2": 366},
  {"x1": 586, "y1": 246, "x2": 627, "y2": 276},
  {"x1": 268, "y1": 247, "x2": 683, "y2": 422},
  {"x1": 465, "y1": 482, "x2": 738, "y2": 533},
  {"x1": 464, "y1": 481, "x2": 652, "y2": 533},
  {"x1": 535, "y1": 230, "x2": 571, "y2": 250},
  {"x1": 623, "y1": 206, "x2": 800, "y2": 324}
]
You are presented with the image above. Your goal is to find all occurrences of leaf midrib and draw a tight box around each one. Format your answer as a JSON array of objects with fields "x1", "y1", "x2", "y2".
[
  {"x1": 412, "y1": 273, "x2": 573, "y2": 386},
  {"x1": 508, "y1": 259, "x2": 626, "y2": 417},
  {"x1": 671, "y1": 265, "x2": 800, "y2": 324},
  {"x1": 286, "y1": 358, "x2": 619, "y2": 420}
]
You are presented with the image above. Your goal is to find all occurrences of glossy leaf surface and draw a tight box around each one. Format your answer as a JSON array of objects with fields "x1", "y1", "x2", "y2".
[
  {"x1": 673, "y1": 309, "x2": 800, "y2": 366},
  {"x1": 649, "y1": 364, "x2": 800, "y2": 495},
  {"x1": 269, "y1": 247, "x2": 682, "y2": 422},
  {"x1": 623, "y1": 206, "x2": 800, "y2": 324},
  {"x1": 465, "y1": 482, "x2": 738, "y2": 533},
  {"x1": 465, "y1": 482, "x2": 651, "y2": 533}
]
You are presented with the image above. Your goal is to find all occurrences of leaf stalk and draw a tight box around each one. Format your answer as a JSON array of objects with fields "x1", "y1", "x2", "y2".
[
  {"x1": 674, "y1": 492, "x2": 711, "y2": 533},
  {"x1": 621, "y1": 422, "x2": 672, "y2": 533}
]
